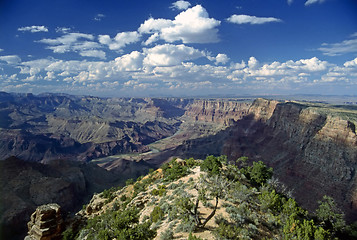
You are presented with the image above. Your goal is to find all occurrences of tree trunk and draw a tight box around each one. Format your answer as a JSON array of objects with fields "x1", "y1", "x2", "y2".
[{"x1": 200, "y1": 196, "x2": 219, "y2": 228}]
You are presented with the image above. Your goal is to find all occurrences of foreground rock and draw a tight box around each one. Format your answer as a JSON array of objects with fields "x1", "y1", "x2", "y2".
[
  {"x1": 0, "y1": 157, "x2": 150, "y2": 240},
  {"x1": 25, "y1": 203, "x2": 62, "y2": 240}
]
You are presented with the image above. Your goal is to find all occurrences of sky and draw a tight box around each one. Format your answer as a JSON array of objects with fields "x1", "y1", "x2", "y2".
[{"x1": 0, "y1": 0, "x2": 356, "y2": 97}]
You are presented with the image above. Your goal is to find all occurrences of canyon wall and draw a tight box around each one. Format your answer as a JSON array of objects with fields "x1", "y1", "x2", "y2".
[
  {"x1": 223, "y1": 99, "x2": 357, "y2": 221},
  {"x1": 183, "y1": 99, "x2": 251, "y2": 125},
  {"x1": 174, "y1": 98, "x2": 357, "y2": 221}
]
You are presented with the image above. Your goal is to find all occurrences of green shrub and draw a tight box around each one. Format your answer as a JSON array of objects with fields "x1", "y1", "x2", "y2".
[
  {"x1": 62, "y1": 228, "x2": 76, "y2": 240},
  {"x1": 120, "y1": 194, "x2": 127, "y2": 202},
  {"x1": 186, "y1": 157, "x2": 198, "y2": 168},
  {"x1": 160, "y1": 228, "x2": 174, "y2": 240},
  {"x1": 162, "y1": 159, "x2": 190, "y2": 181},
  {"x1": 242, "y1": 160, "x2": 273, "y2": 186},
  {"x1": 315, "y1": 195, "x2": 345, "y2": 233},
  {"x1": 150, "y1": 206, "x2": 165, "y2": 223},
  {"x1": 188, "y1": 232, "x2": 204, "y2": 240},
  {"x1": 259, "y1": 189, "x2": 283, "y2": 213},
  {"x1": 151, "y1": 185, "x2": 166, "y2": 196},
  {"x1": 84, "y1": 207, "x2": 156, "y2": 240},
  {"x1": 200, "y1": 155, "x2": 222, "y2": 175},
  {"x1": 126, "y1": 178, "x2": 134, "y2": 186}
]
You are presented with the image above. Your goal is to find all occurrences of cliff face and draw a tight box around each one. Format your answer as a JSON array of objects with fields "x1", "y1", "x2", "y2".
[
  {"x1": 222, "y1": 99, "x2": 357, "y2": 221},
  {"x1": 184, "y1": 99, "x2": 251, "y2": 125}
]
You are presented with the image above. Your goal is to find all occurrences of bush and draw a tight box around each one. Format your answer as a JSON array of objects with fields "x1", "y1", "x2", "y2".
[
  {"x1": 315, "y1": 195, "x2": 345, "y2": 233},
  {"x1": 186, "y1": 157, "x2": 198, "y2": 168},
  {"x1": 259, "y1": 189, "x2": 283, "y2": 213},
  {"x1": 126, "y1": 178, "x2": 134, "y2": 186},
  {"x1": 242, "y1": 160, "x2": 273, "y2": 186},
  {"x1": 188, "y1": 232, "x2": 204, "y2": 240},
  {"x1": 84, "y1": 207, "x2": 156, "y2": 240},
  {"x1": 150, "y1": 206, "x2": 165, "y2": 223},
  {"x1": 62, "y1": 228, "x2": 76, "y2": 240},
  {"x1": 200, "y1": 155, "x2": 222, "y2": 175},
  {"x1": 151, "y1": 185, "x2": 166, "y2": 196},
  {"x1": 159, "y1": 228, "x2": 174, "y2": 240},
  {"x1": 162, "y1": 159, "x2": 189, "y2": 181}
]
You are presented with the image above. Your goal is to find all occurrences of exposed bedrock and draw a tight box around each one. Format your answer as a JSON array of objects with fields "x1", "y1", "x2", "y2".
[
  {"x1": 174, "y1": 98, "x2": 357, "y2": 221},
  {"x1": 225, "y1": 99, "x2": 357, "y2": 221}
]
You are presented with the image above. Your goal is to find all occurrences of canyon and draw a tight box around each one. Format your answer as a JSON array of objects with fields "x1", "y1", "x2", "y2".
[{"x1": 0, "y1": 92, "x2": 356, "y2": 239}]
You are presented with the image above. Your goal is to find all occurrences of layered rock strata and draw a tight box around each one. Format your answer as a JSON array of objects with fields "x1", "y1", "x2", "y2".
[{"x1": 24, "y1": 203, "x2": 62, "y2": 240}]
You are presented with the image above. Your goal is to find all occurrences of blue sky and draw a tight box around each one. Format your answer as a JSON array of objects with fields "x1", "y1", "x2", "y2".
[{"x1": 0, "y1": 0, "x2": 356, "y2": 97}]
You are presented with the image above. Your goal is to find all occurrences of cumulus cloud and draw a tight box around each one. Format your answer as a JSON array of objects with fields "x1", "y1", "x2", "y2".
[
  {"x1": 227, "y1": 14, "x2": 282, "y2": 24},
  {"x1": 139, "y1": 18, "x2": 173, "y2": 34},
  {"x1": 140, "y1": 5, "x2": 220, "y2": 45},
  {"x1": 170, "y1": 1, "x2": 191, "y2": 10},
  {"x1": 80, "y1": 50, "x2": 106, "y2": 59},
  {"x1": 0, "y1": 55, "x2": 21, "y2": 64},
  {"x1": 99, "y1": 31, "x2": 140, "y2": 51},
  {"x1": 114, "y1": 51, "x2": 144, "y2": 71},
  {"x1": 318, "y1": 33, "x2": 357, "y2": 56},
  {"x1": 305, "y1": 0, "x2": 326, "y2": 6},
  {"x1": 18, "y1": 25, "x2": 48, "y2": 33},
  {"x1": 39, "y1": 33, "x2": 95, "y2": 53},
  {"x1": 38, "y1": 32, "x2": 106, "y2": 59},
  {"x1": 3, "y1": 39, "x2": 355, "y2": 96},
  {"x1": 143, "y1": 44, "x2": 205, "y2": 67},
  {"x1": 207, "y1": 53, "x2": 230, "y2": 65}
]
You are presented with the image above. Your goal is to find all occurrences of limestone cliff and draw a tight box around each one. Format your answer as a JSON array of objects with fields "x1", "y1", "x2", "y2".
[
  {"x1": 222, "y1": 99, "x2": 357, "y2": 221},
  {"x1": 184, "y1": 99, "x2": 251, "y2": 125}
]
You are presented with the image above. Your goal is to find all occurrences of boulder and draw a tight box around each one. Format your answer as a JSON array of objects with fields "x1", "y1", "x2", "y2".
[{"x1": 24, "y1": 203, "x2": 63, "y2": 240}]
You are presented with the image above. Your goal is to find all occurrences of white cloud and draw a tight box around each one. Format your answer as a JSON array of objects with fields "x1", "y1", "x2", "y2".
[
  {"x1": 0, "y1": 55, "x2": 21, "y2": 64},
  {"x1": 248, "y1": 56, "x2": 259, "y2": 69},
  {"x1": 138, "y1": 18, "x2": 173, "y2": 34},
  {"x1": 344, "y1": 58, "x2": 357, "y2": 68},
  {"x1": 170, "y1": 1, "x2": 191, "y2": 10},
  {"x1": 38, "y1": 32, "x2": 106, "y2": 59},
  {"x1": 99, "y1": 31, "x2": 140, "y2": 51},
  {"x1": 305, "y1": 0, "x2": 326, "y2": 6},
  {"x1": 18, "y1": 25, "x2": 48, "y2": 33},
  {"x1": 114, "y1": 51, "x2": 144, "y2": 71},
  {"x1": 55, "y1": 27, "x2": 71, "y2": 33},
  {"x1": 143, "y1": 33, "x2": 160, "y2": 46},
  {"x1": 94, "y1": 14, "x2": 105, "y2": 21},
  {"x1": 80, "y1": 50, "x2": 106, "y2": 59},
  {"x1": 208, "y1": 53, "x2": 230, "y2": 65},
  {"x1": 227, "y1": 14, "x2": 282, "y2": 25},
  {"x1": 318, "y1": 33, "x2": 357, "y2": 56},
  {"x1": 143, "y1": 44, "x2": 205, "y2": 67},
  {"x1": 0, "y1": 49, "x2": 3, "y2": 52},
  {"x1": 287, "y1": 0, "x2": 294, "y2": 5},
  {"x1": 39, "y1": 33, "x2": 95, "y2": 53},
  {"x1": 140, "y1": 5, "x2": 220, "y2": 45}
]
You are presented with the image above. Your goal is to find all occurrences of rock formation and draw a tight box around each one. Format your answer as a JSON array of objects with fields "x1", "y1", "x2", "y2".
[
  {"x1": 25, "y1": 203, "x2": 63, "y2": 240},
  {"x1": 184, "y1": 99, "x2": 251, "y2": 125},
  {"x1": 0, "y1": 157, "x2": 147, "y2": 240},
  {"x1": 224, "y1": 99, "x2": 357, "y2": 221}
]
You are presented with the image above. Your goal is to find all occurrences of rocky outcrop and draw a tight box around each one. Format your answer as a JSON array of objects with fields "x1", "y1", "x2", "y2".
[
  {"x1": 0, "y1": 157, "x2": 130, "y2": 240},
  {"x1": 184, "y1": 99, "x2": 251, "y2": 125},
  {"x1": 169, "y1": 98, "x2": 357, "y2": 221},
  {"x1": 222, "y1": 99, "x2": 357, "y2": 221},
  {"x1": 25, "y1": 203, "x2": 63, "y2": 240}
]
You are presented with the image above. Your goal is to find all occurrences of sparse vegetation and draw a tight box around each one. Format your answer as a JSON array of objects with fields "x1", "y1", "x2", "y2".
[{"x1": 64, "y1": 155, "x2": 355, "y2": 240}]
